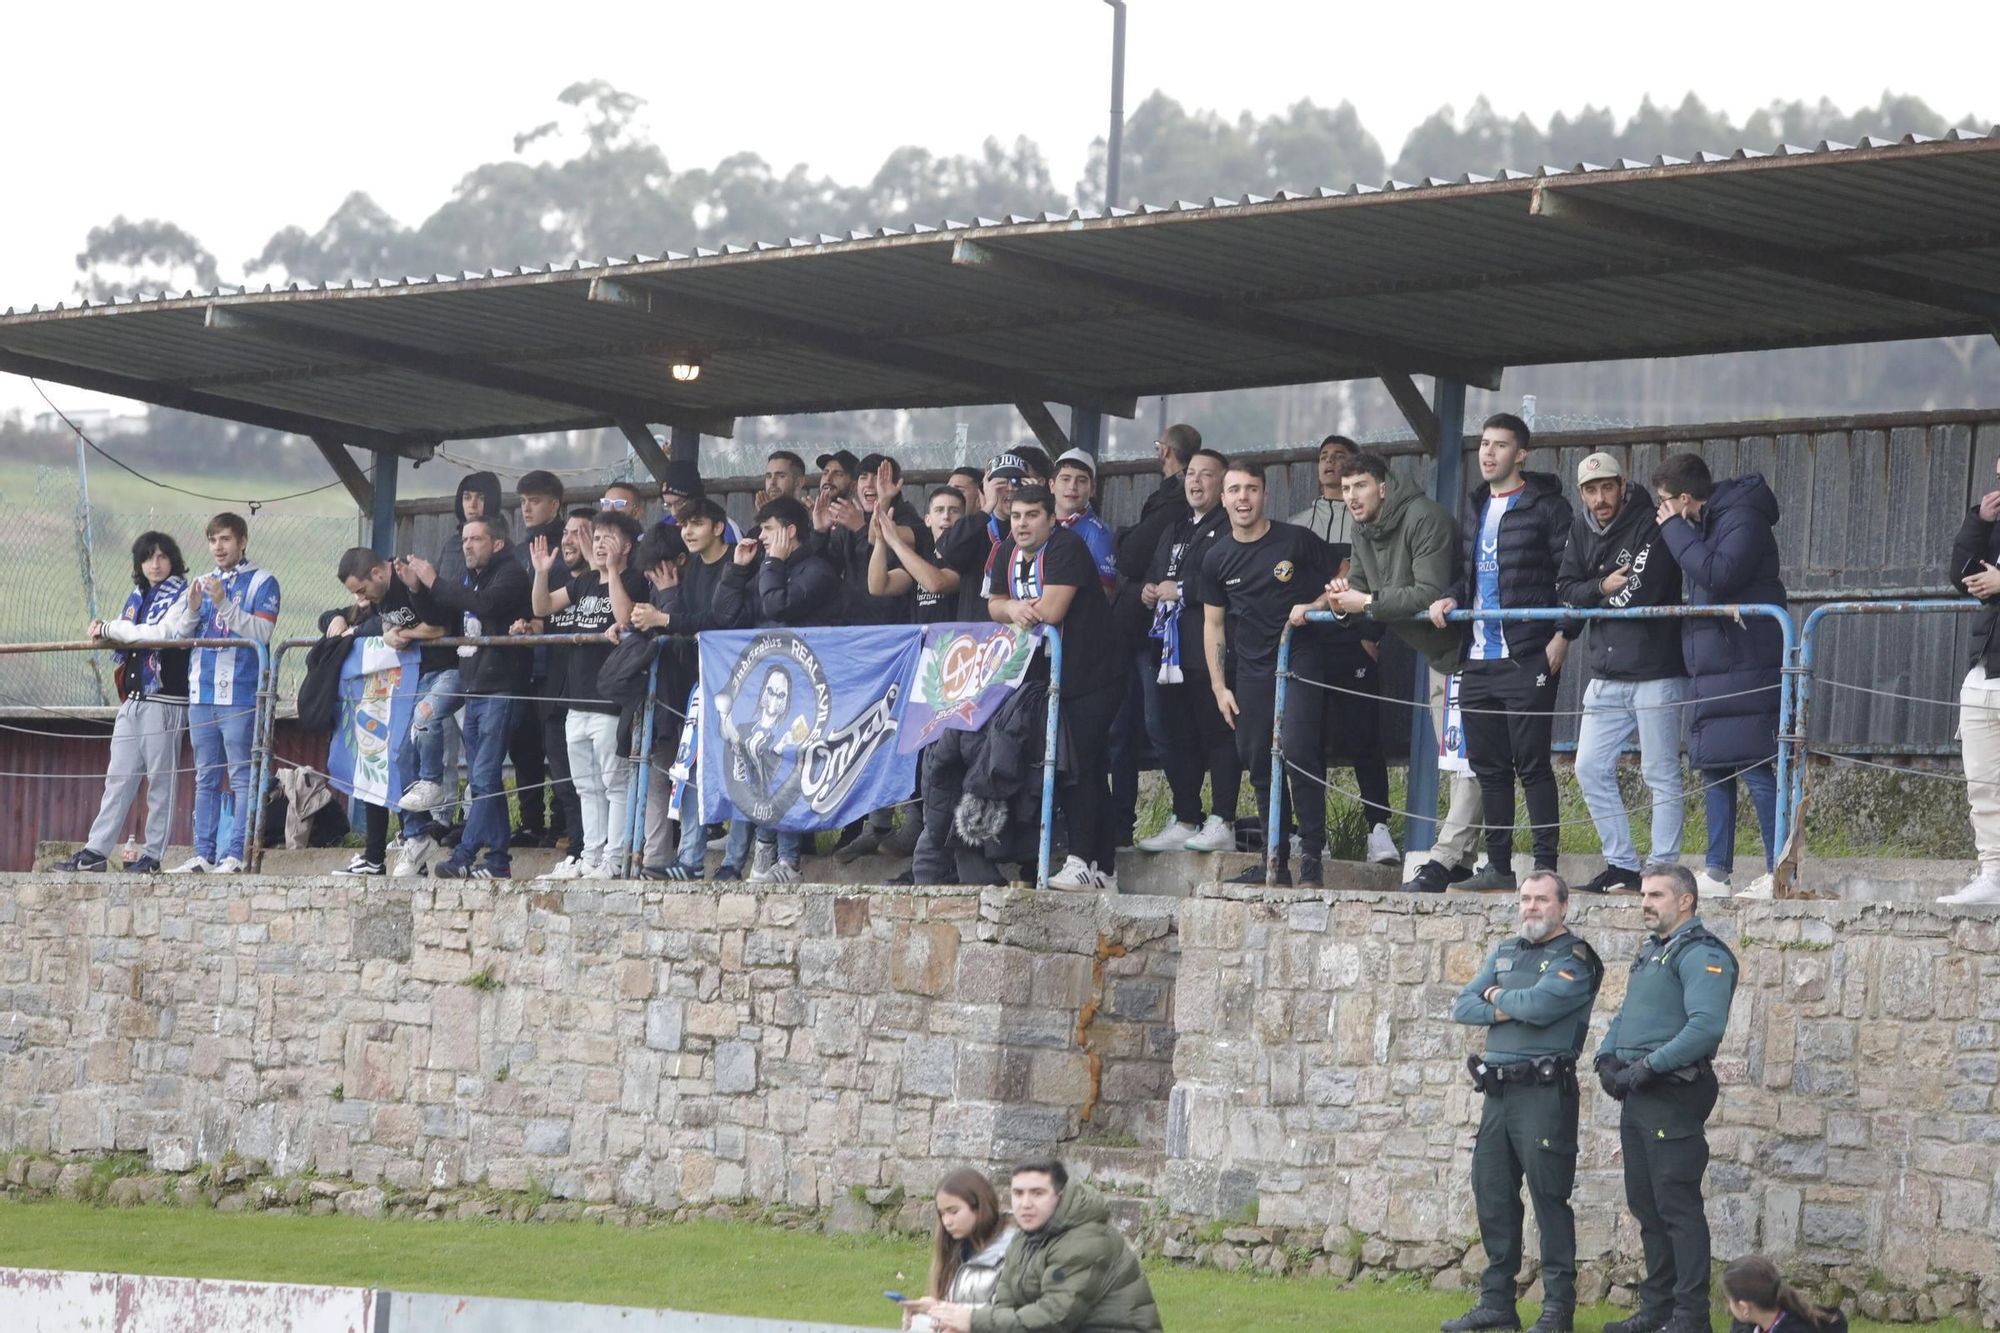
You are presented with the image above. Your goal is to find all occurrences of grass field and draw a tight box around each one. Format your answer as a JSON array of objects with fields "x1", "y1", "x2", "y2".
[{"x1": 0, "y1": 1202, "x2": 1973, "y2": 1333}]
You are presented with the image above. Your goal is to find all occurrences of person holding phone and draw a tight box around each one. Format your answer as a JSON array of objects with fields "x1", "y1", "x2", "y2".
[
  {"x1": 895, "y1": 1168, "x2": 1016, "y2": 1329},
  {"x1": 1944, "y1": 458, "x2": 2000, "y2": 905}
]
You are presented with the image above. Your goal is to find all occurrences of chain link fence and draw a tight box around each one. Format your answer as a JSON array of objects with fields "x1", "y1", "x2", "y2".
[{"x1": 0, "y1": 466, "x2": 362, "y2": 711}]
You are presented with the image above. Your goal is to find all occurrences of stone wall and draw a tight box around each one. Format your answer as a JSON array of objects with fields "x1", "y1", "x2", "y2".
[
  {"x1": 0, "y1": 877, "x2": 1176, "y2": 1208},
  {"x1": 1169, "y1": 889, "x2": 2000, "y2": 1318}
]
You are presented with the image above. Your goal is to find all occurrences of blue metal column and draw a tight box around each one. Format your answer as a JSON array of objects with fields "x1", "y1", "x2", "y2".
[
  {"x1": 1067, "y1": 408, "x2": 1103, "y2": 458},
  {"x1": 370, "y1": 449, "x2": 400, "y2": 558},
  {"x1": 669, "y1": 427, "x2": 701, "y2": 466},
  {"x1": 1404, "y1": 378, "x2": 1465, "y2": 852}
]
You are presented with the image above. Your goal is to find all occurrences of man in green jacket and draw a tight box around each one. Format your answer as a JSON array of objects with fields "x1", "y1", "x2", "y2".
[
  {"x1": 934, "y1": 1160, "x2": 1162, "y2": 1333},
  {"x1": 1324, "y1": 452, "x2": 1480, "y2": 892}
]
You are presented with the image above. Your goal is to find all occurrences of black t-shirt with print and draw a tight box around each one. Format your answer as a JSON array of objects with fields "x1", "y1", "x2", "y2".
[
  {"x1": 894, "y1": 545, "x2": 958, "y2": 625},
  {"x1": 547, "y1": 568, "x2": 649, "y2": 714},
  {"x1": 984, "y1": 526, "x2": 1120, "y2": 697},
  {"x1": 1196, "y1": 521, "x2": 1347, "y2": 676},
  {"x1": 366, "y1": 577, "x2": 456, "y2": 674}
]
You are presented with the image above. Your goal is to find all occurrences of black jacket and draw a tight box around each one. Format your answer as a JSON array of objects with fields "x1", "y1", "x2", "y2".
[
  {"x1": 1143, "y1": 505, "x2": 1230, "y2": 671},
  {"x1": 1113, "y1": 471, "x2": 1191, "y2": 641},
  {"x1": 1659, "y1": 474, "x2": 1787, "y2": 770},
  {"x1": 1952, "y1": 505, "x2": 2000, "y2": 674},
  {"x1": 714, "y1": 547, "x2": 840, "y2": 628},
  {"x1": 1557, "y1": 481, "x2": 1686, "y2": 681},
  {"x1": 1449, "y1": 470, "x2": 1577, "y2": 658},
  {"x1": 437, "y1": 470, "x2": 503, "y2": 588},
  {"x1": 414, "y1": 552, "x2": 532, "y2": 696}
]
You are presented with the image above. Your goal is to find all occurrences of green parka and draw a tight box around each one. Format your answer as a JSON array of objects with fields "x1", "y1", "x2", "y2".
[
  {"x1": 1347, "y1": 471, "x2": 1465, "y2": 672},
  {"x1": 970, "y1": 1183, "x2": 1163, "y2": 1333}
]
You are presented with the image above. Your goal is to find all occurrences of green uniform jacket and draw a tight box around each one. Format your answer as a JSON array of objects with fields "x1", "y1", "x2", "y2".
[
  {"x1": 1453, "y1": 929, "x2": 1603, "y2": 1062},
  {"x1": 1346, "y1": 472, "x2": 1464, "y2": 672},
  {"x1": 971, "y1": 1183, "x2": 1163, "y2": 1333},
  {"x1": 1600, "y1": 915, "x2": 1739, "y2": 1072}
]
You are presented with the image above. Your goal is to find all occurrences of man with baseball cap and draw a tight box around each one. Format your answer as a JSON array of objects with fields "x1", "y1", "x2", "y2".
[
  {"x1": 658, "y1": 460, "x2": 741, "y2": 544},
  {"x1": 1558, "y1": 452, "x2": 1690, "y2": 894}
]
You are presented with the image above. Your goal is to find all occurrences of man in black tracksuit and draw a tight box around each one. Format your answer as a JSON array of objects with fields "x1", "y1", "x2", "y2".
[
  {"x1": 508, "y1": 470, "x2": 569, "y2": 849},
  {"x1": 1557, "y1": 453, "x2": 1689, "y2": 894},
  {"x1": 1430, "y1": 414, "x2": 1576, "y2": 891}
]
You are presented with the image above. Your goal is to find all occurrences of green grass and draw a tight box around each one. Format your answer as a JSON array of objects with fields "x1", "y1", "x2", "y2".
[{"x1": 0, "y1": 1202, "x2": 1978, "y2": 1333}]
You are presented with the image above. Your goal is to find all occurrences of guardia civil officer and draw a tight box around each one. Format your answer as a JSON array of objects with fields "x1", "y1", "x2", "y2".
[
  {"x1": 1594, "y1": 864, "x2": 1740, "y2": 1333},
  {"x1": 1444, "y1": 871, "x2": 1603, "y2": 1333}
]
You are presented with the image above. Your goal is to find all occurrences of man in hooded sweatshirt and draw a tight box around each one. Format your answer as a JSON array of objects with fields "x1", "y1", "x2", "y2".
[
  {"x1": 1652, "y1": 453, "x2": 1787, "y2": 900},
  {"x1": 1558, "y1": 453, "x2": 1689, "y2": 894},
  {"x1": 931, "y1": 1159, "x2": 1162, "y2": 1333},
  {"x1": 1327, "y1": 452, "x2": 1481, "y2": 892},
  {"x1": 1430, "y1": 415, "x2": 1579, "y2": 893}
]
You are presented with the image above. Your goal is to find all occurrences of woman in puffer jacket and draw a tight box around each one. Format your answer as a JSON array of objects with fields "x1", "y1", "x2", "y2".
[{"x1": 905, "y1": 1169, "x2": 1016, "y2": 1327}]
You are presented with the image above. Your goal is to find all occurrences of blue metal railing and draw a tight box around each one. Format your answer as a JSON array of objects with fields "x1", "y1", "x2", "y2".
[
  {"x1": 1271, "y1": 605, "x2": 1797, "y2": 887},
  {"x1": 1038, "y1": 628, "x2": 1063, "y2": 890},
  {"x1": 1789, "y1": 598, "x2": 1979, "y2": 841}
]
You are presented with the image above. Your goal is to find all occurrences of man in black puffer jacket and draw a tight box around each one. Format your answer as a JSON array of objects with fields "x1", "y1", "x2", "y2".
[
  {"x1": 1431, "y1": 413, "x2": 1577, "y2": 891},
  {"x1": 1558, "y1": 452, "x2": 1689, "y2": 895},
  {"x1": 1652, "y1": 452, "x2": 1786, "y2": 900}
]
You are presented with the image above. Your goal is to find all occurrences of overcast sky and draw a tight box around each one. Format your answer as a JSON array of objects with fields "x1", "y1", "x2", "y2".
[{"x1": 4, "y1": 0, "x2": 1994, "y2": 420}]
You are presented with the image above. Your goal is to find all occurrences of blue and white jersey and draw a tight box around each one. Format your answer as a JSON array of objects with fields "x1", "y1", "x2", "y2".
[
  {"x1": 1470, "y1": 490, "x2": 1522, "y2": 661},
  {"x1": 188, "y1": 563, "x2": 281, "y2": 705},
  {"x1": 1058, "y1": 505, "x2": 1119, "y2": 590},
  {"x1": 117, "y1": 578, "x2": 187, "y2": 698}
]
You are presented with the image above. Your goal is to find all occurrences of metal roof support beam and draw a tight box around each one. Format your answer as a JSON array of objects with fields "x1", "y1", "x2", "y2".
[
  {"x1": 307, "y1": 435, "x2": 374, "y2": 513},
  {"x1": 0, "y1": 344, "x2": 434, "y2": 456},
  {"x1": 1377, "y1": 370, "x2": 1442, "y2": 449},
  {"x1": 617, "y1": 419, "x2": 674, "y2": 486},
  {"x1": 1531, "y1": 184, "x2": 2000, "y2": 340},
  {"x1": 586, "y1": 278, "x2": 1137, "y2": 420},
  {"x1": 1015, "y1": 401, "x2": 1072, "y2": 455},
  {"x1": 951, "y1": 239, "x2": 1505, "y2": 393},
  {"x1": 204, "y1": 306, "x2": 738, "y2": 439},
  {"x1": 369, "y1": 449, "x2": 400, "y2": 560},
  {"x1": 669, "y1": 426, "x2": 701, "y2": 466}
]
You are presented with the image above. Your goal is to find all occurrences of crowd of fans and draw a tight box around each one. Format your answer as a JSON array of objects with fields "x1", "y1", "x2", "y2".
[{"x1": 45, "y1": 416, "x2": 2000, "y2": 905}]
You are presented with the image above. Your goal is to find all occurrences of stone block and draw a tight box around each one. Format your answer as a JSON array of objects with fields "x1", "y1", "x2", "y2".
[
  {"x1": 686, "y1": 1001, "x2": 740, "y2": 1038},
  {"x1": 956, "y1": 943, "x2": 1034, "y2": 1006},
  {"x1": 901, "y1": 1034, "x2": 957, "y2": 1098},
  {"x1": 892, "y1": 922, "x2": 960, "y2": 997},
  {"x1": 526, "y1": 1119, "x2": 572, "y2": 1156},
  {"x1": 1029, "y1": 1051, "x2": 1091, "y2": 1106},
  {"x1": 714, "y1": 1040, "x2": 758, "y2": 1094},
  {"x1": 645, "y1": 999, "x2": 685, "y2": 1051},
  {"x1": 614, "y1": 959, "x2": 655, "y2": 1000},
  {"x1": 336, "y1": 1186, "x2": 386, "y2": 1219},
  {"x1": 429, "y1": 984, "x2": 481, "y2": 1071}
]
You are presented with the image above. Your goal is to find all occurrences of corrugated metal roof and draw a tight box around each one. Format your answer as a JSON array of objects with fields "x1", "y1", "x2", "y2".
[{"x1": 2, "y1": 129, "x2": 1997, "y2": 447}]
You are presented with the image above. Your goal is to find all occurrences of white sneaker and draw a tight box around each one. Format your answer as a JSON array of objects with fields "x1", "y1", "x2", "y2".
[
  {"x1": 391, "y1": 834, "x2": 436, "y2": 879},
  {"x1": 386, "y1": 834, "x2": 407, "y2": 854},
  {"x1": 166, "y1": 855, "x2": 214, "y2": 874},
  {"x1": 1183, "y1": 816, "x2": 1234, "y2": 853},
  {"x1": 1938, "y1": 874, "x2": 2000, "y2": 906},
  {"x1": 208, "y1": 856, "x2": 244, "y2": 874},
  {"x1": 768, "y1": 861, "x2": 801, "y2": 884},
  {"x1": 1696, "y1": 869, "x2": 1734, "y2": 899},
  {"x1": 1366, "y1": 823, "x2": 1400, "y2": 865},
  {"x1": 746, "y1": 841, "x2": 778, "y2": 883},
  {"x1": 1137, "y1": 820, "x2": 1201, "y2": 852},
  {"x1": 1096, "y1": 867, "x2": 1118, "y2": 893},
  {"x1": 399, "y1": 780, "x2": 445, "y2": 812},
  {"x1": 1048, "y1": 855, "x2": 1107, "y2": 891},
  {"x1": 1737, "y1": 874, "x2": 1775, "y2": 900},
  {"x1": 582, "y1": 860, "x2": 618, "y2": 880},
  {"x1": 537, "y1": 856, "x2": 586, "y2": 881}
]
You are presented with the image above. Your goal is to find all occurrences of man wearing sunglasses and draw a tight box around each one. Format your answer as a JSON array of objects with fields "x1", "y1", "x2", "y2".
[{"x1": 599, "y1": 481, "x2": 647, "y2": 521}]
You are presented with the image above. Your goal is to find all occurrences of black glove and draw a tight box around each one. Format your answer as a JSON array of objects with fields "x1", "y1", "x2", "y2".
[
  {"x1": 1594, "y1": 1055, "x2": 1625, "y2": 1099},
  {"x1": 1611, "y1": 1058, "x2": 1658, "y2": 1095}
]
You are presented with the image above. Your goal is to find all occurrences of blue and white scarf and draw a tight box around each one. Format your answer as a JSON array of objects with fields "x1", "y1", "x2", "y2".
[{"x1": 119, "y1": 577, "x2": 188, "y2": 698}]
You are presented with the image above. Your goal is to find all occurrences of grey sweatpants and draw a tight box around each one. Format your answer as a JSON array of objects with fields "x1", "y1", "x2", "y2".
[
  {"x1": 642, "y1": 749, "x2": 677, "y2": 869},
  {"x1": 87, "y1": 698, "x2": 188, "y2": 860}
]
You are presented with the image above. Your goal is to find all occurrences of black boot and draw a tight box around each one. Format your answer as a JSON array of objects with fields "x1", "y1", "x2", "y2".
[
  {"x1": 1526, "y1": 1309, "x2": 1574, "y2": 1333},
  {"x1": 1440, "y1": 1307, "x2": 1520, "y2": 1333}
]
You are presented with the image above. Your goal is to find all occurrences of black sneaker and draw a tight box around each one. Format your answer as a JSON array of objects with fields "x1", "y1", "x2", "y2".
[
  {"x1": 715, "y1": 864, "x2": 742, "y2": 882},
  {"x1": 128, "y1": 856, "x2": 162, "y2": 874},
  {"x1": 332, "y1": 855, "x2": 385, "y2": 877},
  {"x1": 1409, "y1": 860, "x2": 1450, "y2": 893},
  {"x1": 1654, "y1": 1318, "x2": 1713, "y2": 1333},
  {"x1": 1601, "y1": 1314, "x2": 1668, "y2": 1333},
  {"x1": 1454, "y1": 864, "x2": 1518, "y2": 893},
  {"x1": 1448, "y1": 862, "x2": 1475, "y2": 885},
  {"x1": 834, "y1": 829, "x2": 882, "y2": 863},
  {"x1": 1526, "y1": 1309, "x2": 1574, "y2": 1333},
  {"x1": 1296, "y1": 854, "x2": 1324, "y2": 887},
  {"x1": 54, "y1": 848, "x2": 109, "y2": 872},
  {"x1": 1581, "y1": 865, "x2": 1642, "y2": 894},
  {"x1": 1226, "y1": 861, "x2": 1290, "y2": 887},
  {"x1": 1441, "y1": 1307, "x2": 1520, "y2": 1333},
  {"x1": 432, "y1": 858, "x2": 473, "y2": 880}
]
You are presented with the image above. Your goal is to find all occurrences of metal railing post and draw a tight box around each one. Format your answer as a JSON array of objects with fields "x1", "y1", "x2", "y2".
[
  {"x1": 247, "y1": 636, "x2": 309, "y2": 872},
  {"x1": 1038, "y1": 629, "x2": 1064, "y2": 889},
  {"x1": 1267, "y1": 625, "x2": 1291, "y2": 886},
  {"x1": 623, "y1": 654, "x2": 662, "y2": 876}
]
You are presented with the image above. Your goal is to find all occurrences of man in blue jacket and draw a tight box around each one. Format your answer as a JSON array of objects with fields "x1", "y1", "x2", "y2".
[{"x1": 1651, "y1": 454, "x2": 1786, "y2": 900}]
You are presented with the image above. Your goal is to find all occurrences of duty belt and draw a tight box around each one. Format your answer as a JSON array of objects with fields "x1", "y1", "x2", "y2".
[{"x1": 1467, "y1": 1053, "x2": 1577, "y2": 1095}]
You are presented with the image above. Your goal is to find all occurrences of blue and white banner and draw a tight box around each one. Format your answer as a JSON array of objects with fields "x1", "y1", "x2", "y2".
[
  {"x1": 698, "y1": 627, "x2": 923, "y2": 831},
  {"x1": 328, "y1": 638, "x2": 421, "y2": 807}
]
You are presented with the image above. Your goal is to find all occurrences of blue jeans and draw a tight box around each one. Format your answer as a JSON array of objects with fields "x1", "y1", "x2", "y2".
[
  {"x1": 189, "y1": 701, "x2": 256, "y2": 863},
  {"x1": 724, "y1": 818, "x2": 803, "y2": 870},
  {"x1": 1704, "y1": 761, "x2": 1776, "y2": 878},
  {"x1": 1575, "y1": 676, "x2": 1688, "y2": 870},
  {"x1": 453, "y1": 696, "x2": 515, "y2": 869},
  {"x1": 405, "y1": 668, "x2": 464, "y2": 785}
]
